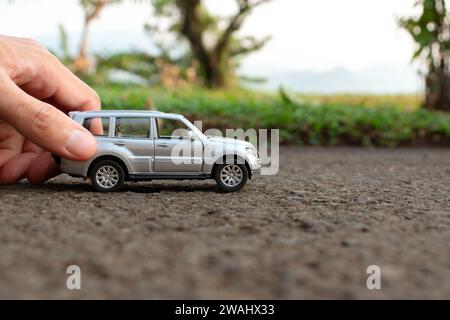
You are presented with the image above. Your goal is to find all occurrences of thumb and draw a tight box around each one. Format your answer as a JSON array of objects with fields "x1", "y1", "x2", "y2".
[{"x1": 0, "y1": 76, "x2": 97, "y2": 160}]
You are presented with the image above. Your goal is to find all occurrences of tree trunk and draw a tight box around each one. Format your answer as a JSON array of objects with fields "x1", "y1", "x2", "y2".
[
  {"x1": 425, "y1": 69, "x2": 450, "y2": 111},
  {"x1": 206, "y1": 53, "x2": 229, "y2": 88},
  {"x1": 177, "y1": 0, "x2": 231, "y2": 88},
  {"x1": 75, "y1": 0, "x2": 108, "y2": 74},
  {"x1": 74, "y1": 18, "x2": 93, "y2": 74},
  {"x1": 175, "y1": 0, "x2": 270, "y2": 88},
  {"x1": 78, "y1": 18, "x2": 90, "y2": 61}
]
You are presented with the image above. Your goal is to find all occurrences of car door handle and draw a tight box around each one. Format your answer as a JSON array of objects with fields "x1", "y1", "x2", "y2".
[
  {"x1": 114, "y1": 141, "x2": 126, "y2": 146},
  {"x1": 157, "y1": 143, "x2": 169, "y2": 148}
]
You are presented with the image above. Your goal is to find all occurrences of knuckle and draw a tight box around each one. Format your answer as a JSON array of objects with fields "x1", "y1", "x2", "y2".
[
  {"x1": 30, "y1": 104, "x2": 57, "y2": 133},
  {"x1": 22, "y1": 61, "x2": 37, "y2": 81}
]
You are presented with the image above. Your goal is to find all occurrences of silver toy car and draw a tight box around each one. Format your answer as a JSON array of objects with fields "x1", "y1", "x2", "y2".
[{"x1": 60, "y1": 110, "x2": 261, "y2": 192}]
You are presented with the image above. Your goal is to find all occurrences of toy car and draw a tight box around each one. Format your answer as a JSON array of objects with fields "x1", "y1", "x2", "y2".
[{"x1": 60, "y1": 110, "x2": 261, "y2": 192}]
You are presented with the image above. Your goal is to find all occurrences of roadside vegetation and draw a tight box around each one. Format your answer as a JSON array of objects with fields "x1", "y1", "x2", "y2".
[{"x1": 97, "y1": 85, "x2": 450, "y2": 147}]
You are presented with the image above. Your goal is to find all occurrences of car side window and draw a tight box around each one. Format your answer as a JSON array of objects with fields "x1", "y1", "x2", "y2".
[
  {"x1": 115, "y1": 117, "x2": 150, "y2": 139},
  {"x1": 156, "y1": 118, "x2": 191, "y2": 139},
  {"x1": 83, "y1": 117, "x2": 110, "y2": 137}
]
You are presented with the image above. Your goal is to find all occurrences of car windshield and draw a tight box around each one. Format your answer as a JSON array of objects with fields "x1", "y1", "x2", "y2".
[{"x1": 181, "y1": 118, "x2": 206, "y2": 140}]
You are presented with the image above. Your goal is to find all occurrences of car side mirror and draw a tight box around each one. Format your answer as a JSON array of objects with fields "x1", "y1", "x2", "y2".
[{"x1": 186, "y1": 130, "x2": 195, "y2": 140}]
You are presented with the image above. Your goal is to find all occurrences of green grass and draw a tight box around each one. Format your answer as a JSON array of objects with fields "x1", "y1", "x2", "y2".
[
  {"x1": 95, "y1": 85, "x2": 450, "y2": 147},
  {"x1": 296, "y1": 94, "x2": 422, "y2": 111}
]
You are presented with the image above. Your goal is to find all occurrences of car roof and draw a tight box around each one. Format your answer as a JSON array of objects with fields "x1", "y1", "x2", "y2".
[{"x1": 71, "y1": 110, "x2": 184, "y2": 120}]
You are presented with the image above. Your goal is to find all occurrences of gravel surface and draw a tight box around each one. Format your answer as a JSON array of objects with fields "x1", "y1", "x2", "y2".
[{"x1": 1, "y1": 147, "x2": 450, "y2": 299}]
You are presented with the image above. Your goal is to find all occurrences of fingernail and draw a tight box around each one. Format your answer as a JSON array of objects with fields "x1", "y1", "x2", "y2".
[{"x1": 65, "y1": 130, "x2": 96, "y2": 158}]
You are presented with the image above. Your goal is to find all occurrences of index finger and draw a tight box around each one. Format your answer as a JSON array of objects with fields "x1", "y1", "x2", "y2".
[
  {"x1": 49, "y1": 62, "x2": 102, "y2": 112},
  {"x1": 2, "y1": 36, "x2": 101, "y2": 113}
]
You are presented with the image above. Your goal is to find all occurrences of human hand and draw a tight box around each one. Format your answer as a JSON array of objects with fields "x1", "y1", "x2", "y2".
[{"x1": 0, "y1": 35, "x2": 99, "y2": 185}]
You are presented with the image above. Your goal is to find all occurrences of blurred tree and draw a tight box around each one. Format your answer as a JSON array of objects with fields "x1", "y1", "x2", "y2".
[
  {"x1": 148, "y1": 0, "x2": 272, "y2": 88},
  {"x1": 76, "y1": 0, "x2": 146, "y2": 74},
  {"x1": 96, "y1": 52, "x2": 158, "y2": 84},
  {"x1": 75, "y1": 0, "x2": 111, "y2": 73},
  {"x1": 58, "y1": 24, "x2": 71, "y2": 63},
  {"x1": 95, "y1": 51, "x2": 200, "y2": 87},
  {"x1": 400, "y1": 0, "x2": 450, "y2": 111}
]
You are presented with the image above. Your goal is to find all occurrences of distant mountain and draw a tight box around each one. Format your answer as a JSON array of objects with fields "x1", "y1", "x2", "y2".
[
  {"x1": 247, "y1": 65, "x2": 423, "y2": 94},
  {"x1": 38, "y1": 31, "x2": 422, "y2": 94}
]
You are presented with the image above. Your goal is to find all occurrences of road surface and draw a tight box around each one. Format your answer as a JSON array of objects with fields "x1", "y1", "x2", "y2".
[{"x1": 1, "y1": 147, "x2": 449, "y2": 299}]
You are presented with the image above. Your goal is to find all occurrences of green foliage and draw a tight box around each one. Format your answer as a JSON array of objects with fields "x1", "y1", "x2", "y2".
[
  {"x1": 399, "y1": 0, "x2": 450, "y2": 110},
  {"x1": 96, "y1": 52, "x2": 159, "y2": 83},
  {"x1": 96, "y1": 85, "x2": 450, "y2": 147},
  {"x1": 57, "y1": 24, "x2": 70, "y2": 61},
  {"x1": 399, "y1": 0, "x2": 448, "y2": 66},
  {"x1": 296, "y1": 94, "x2": 421, "y2": 111}
]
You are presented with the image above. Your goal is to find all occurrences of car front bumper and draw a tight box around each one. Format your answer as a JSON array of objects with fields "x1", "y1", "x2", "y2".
[{"x1": 247, "y1": 154, "x2": 262, "y2": 172}]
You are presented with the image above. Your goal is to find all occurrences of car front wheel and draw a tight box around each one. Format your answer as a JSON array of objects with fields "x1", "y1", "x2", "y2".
[
  {"x1": 214, "y1": 163, "x2": 249, "y2": 193},
  {"x1": 90, "y1": 160, "x2": 125, "y2": 192}
]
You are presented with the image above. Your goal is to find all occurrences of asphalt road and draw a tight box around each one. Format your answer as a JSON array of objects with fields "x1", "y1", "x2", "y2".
[{"x1": 1, "y1": 147, "x2": 450, "y2": 299}]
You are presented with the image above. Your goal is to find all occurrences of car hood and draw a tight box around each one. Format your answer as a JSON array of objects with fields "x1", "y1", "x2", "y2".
[{"x1": 206, "y1": 136, "x2": 254, "y2": 148}]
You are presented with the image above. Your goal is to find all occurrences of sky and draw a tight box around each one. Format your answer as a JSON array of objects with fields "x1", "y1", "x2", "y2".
[{"x1": 0, "y1": 0, "x2": 421, "y2": 92}]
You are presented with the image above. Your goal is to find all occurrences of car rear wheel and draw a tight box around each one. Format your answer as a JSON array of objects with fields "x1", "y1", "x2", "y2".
[
  {"x1": 90, "y1": 160, "x2": 125, "y2": 192},
  {"x1": 214, "y1": 163, "x2": 248, "y2": 193}
]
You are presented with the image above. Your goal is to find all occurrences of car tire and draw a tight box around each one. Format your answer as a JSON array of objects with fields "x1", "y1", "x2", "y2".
[
  {"x1": 90, "y1": 160, "x2": 125, "y2": 192},
  {"x1": 214, "y1": 163, "x2": 249, "y2": 193}
]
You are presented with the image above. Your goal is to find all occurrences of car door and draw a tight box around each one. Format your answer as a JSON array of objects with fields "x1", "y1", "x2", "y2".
[
  {"x1": 113, "y1": 117, "x2": 154, "y2": 174},
  {"x1": 152, "y1": 117, "x2": 203, "y2": 173}
]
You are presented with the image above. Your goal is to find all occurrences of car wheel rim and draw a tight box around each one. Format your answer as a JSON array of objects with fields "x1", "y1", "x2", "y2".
[
  {"x1": 220, "y1": 165, "x2": 243, "y2": 187},
  {"x1": 96, "y1": 165, "x2": 119, "y2": 189}
]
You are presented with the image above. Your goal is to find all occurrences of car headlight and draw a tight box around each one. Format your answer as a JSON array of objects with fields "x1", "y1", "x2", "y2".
[{"x1": 246, "y1": 146, "x2": 259, "y2": 157}]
